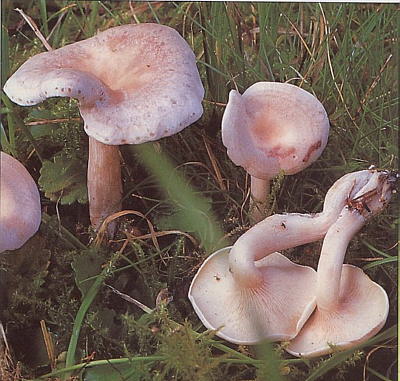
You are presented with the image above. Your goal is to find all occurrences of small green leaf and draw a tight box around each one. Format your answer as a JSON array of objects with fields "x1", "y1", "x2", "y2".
[
  {"x1": 29, "y1": 124, "x2": 55, "y2": 138},
  {"x1": 71, "y1": 249, "x2": 104, "y2": 298},
  {"x1": 83, "y1": 362, "x2": 149, "y2": 381},
  {"x1": 26, "y1": 109, "x2": 54, "y2": 121},
  {"x1": 39, "y1": 153, "x2": 88, "y2": 205}
]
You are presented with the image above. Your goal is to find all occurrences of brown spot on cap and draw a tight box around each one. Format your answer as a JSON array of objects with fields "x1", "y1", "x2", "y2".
[
  {"x1": 268, "y1": 145, "x2": 296, "y2": 159},
  {"x1": 303, "y1": 140, "x2": 322, "y2": 163}
]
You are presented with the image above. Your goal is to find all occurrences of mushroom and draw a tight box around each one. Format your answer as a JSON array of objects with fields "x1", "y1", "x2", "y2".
[
  {"x1": 188, "y1": 169, "x2": 379, "y2": 344},
  {"x1": 222, "y1": 82, "x2": 330, "y2": 223},
  {"x1": 286, "y1": 169, "x2": 396, "y2": 358},
  {"x1": 3, "y1": 23, "x2": 204, "y2": 234},
  {"x1": 0, "y1": 152, "x2": 41, "y2": 252}
]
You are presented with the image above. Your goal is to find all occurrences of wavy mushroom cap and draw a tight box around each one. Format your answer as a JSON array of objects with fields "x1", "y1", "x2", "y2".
[
  {"x1": 188, "y1": 247, "x2": 317, "y2": 344},
  {"x1": 222, "y1": 82, "x2": 329, "y2": 180},
  {"x1": 286, "y1": 265, "x2": 389, "y2": 358},
  {"x1": 0, "y1": 152, "x2": 41, "y2": 252},
  {"x1": 3, "y1": 23, "x2": 204, "y2": 145}
]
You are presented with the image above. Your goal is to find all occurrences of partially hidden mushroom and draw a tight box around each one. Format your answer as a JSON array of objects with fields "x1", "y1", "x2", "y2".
[
  {"x1": 3, "y1": 23, "x2": 204, "y2": 235},
  {"x1": 0, "y1": 152, "x2": 41, "y2": 252},
  {"x1": 286, "y1": 169, "x2": 397, "y2": 358},
  {"x1": 188, "y1": 169, "x2": 378, "y2": 344},
  {"x1": 222, "y1": 82, "x2": 329, "y2": 223}
]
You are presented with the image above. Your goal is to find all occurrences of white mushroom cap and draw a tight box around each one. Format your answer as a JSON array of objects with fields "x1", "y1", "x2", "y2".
[
  {"x1": 188, "y1": 247, "x2": 317, "y2": 344},
  {"x1": 0, "y1": 152, "x2": 41, "y2": 252},
  {"x1": 222, "y1": 82, "x2": 329, "y2": 180},
  {"x1": 286, "y1": 265, "x2": 389, "y2": 357},
  {"x1": 3, "y1": 23, "x2": 204, "y2": 145}
]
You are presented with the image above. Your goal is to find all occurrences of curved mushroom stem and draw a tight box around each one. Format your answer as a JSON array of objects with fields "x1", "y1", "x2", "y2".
[
  {"x1": 229, "y1": 169, "x2": 392, "y2": 289},
  {"x1": 316, "y1": 170, "x2": 397, "y2": 311},
  {"x1": 316, "y1": 210, "x2": 365, "y2": 310},
  {"x1": 249, "y1": 175, "x2": 271, "y2": 224},
  {"x1": 229, "y1": 212, "x2": 338, "y2": 288},
  {"x1": 87, "y1": 136, "x2": 122, "y2": 236}
]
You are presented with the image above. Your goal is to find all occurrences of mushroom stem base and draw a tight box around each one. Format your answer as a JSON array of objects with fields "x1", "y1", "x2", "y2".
[{"x1": 88, "y1": 137, "x2": 122, "y2": 236}]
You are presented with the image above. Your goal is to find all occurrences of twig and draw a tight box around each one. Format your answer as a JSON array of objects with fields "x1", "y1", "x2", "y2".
[
  {"x1": 0, "y1": 321, "x2": 9, "y2": 353},
  {"x1": 25, "y1": 118, "x2": 81, "y2": 126},
  {"x1": 40, "y1": 320, "x2": 56, "y2": 370},
  {"x1": 357, "y1": 54, "x2": 393, "y2": 115},
  {"x1": 203, "y1": 135, "x2": 227, "y2": 191},
  {"x1": 47, "y1": 5, "x2": 75, "y2": 40},
  {"x1": 95, "y1": 210, "x2": 160, "y2": 250},
  {"x1": 15, "y1": 8, "x2": 53, "y2": 51},
  {"x1": 124, "y1": 229, "x2": 197, "y2": 246},
  {"x1": 351, "y1": 257, "x2": 384, "y2": 262},
  {"x1": 363, "y1": 344, "x2": 393, "y2": 381},
  {"x1": 106, "y1": 284, "x2": 153, "y2": 313},
  {"x1": 203, "y1": 99, "x2": 227, "y2": 107}
]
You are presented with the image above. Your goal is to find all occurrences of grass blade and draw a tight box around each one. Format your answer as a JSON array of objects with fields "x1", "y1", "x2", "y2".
[
  {"x1": 65, "y1": 251, "x2": 122, "y2": 372},
  {"x1": 363, "y1": 256, "x2": 397, "y2": 270},
  {"x1": 134, "y1": 143, "x2": 226, "y2": 253},
  {"x1": 39, "y1": 0, "x2": 49, "y2": 36},
  {"x1": 1, "y1": 24, "x2": 10, "y2": 87}
]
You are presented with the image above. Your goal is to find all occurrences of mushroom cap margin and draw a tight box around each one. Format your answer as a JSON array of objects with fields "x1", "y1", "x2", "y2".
[{"x1": 286, "y1": 264, "x2": 389, "y2": 358}]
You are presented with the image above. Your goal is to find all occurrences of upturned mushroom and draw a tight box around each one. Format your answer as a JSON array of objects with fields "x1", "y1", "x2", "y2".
[
  {"x1": 286, "y1": 169, "x2": 397, "y2": 358},
  {"x1": 222, "y1": 82, "x2": 329, "y2": 223},
  {"x1": 3, "y1": 23, "x2": 204, "y2": 234},
  {"x1": 188, "y1": 169, "x2": 378, "y2": 344},
  {"x1": 0, "y1": 152, "x2": 41, "y2": 252}
]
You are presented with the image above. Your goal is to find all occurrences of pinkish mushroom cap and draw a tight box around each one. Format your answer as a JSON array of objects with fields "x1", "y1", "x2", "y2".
[
  {"x1": 222, "y1": 82, "x2": 329, "y2": 180},
  {"x1": 0, "y1": 152, "x2": 41, "y2": 252},
  {"x1": 3, "y1": 23, "x2": 204, "y2": 145},
  {"x1": 286, "y1": 264, "x2": 389, "y2": 358},
  {"x1": 286, "y1": 170, "x2": 395, "y2": 358},
  {"x1": 188, "y1": 169, "x2": 390, "y2": 344},
  {"x1": 188, "y1": 248, "x2": 316, "y2": 344},
  {"x1": 3, "y1": 23, "x2": 204, "y2": 235}
]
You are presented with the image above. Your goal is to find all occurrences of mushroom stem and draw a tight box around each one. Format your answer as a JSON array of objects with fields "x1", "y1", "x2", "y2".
[
  {"x1": 228, "y1": 170, "x2": 383, "y2": 289},
  {"x1": 229, "y1": 212, "x2": 337, "y2": 288},
  {"x1": 87, "y1": 136, "x2": 122, "y2": 236},
  {"x1": 316, "y1": 210, "x2": 365, "y2": 311},
  {"x1": 249, "y1": 175, "x2": 271, "y2": 223},
  {"x1": 316, "y1": 170, "x2": 396, "y2": 311}
]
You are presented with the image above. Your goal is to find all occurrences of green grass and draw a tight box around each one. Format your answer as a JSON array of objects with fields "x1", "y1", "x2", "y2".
[{"x1": 0, "y1": 2, "x2": 398, "y2": 381}]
